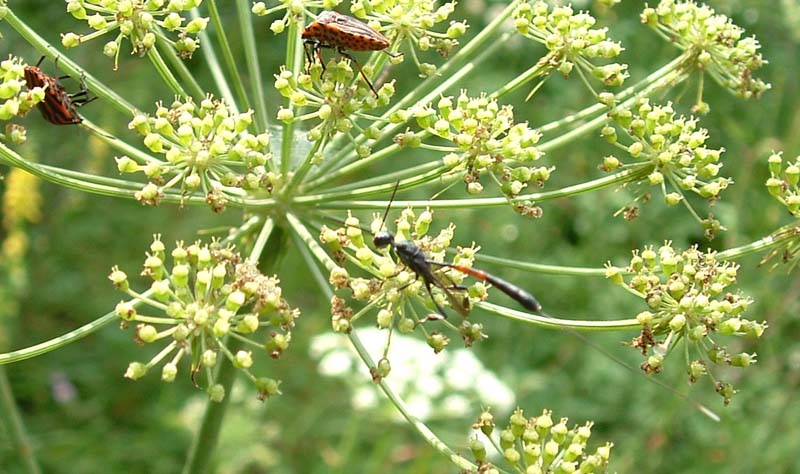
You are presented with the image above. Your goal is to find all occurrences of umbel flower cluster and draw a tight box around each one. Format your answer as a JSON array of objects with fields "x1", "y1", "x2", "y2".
[
  {"x1": 642, "y1": 0, "x2": 769, "y2": 100},
  {"x1": 108, "y1": 236, "x2": 299, "y2": 401},
  {"x1": 117, "y1": 95, "x2": 278, "y2": 211},
  {"x1": 320, "y1": 209, "x2": 490, "y2": 356},
  {"x1": 470, "y1": 408, "x2": 613, "y2": 474},
  {"x1": 606, "y1": 242, "x2": 766, "y2": 405},
  {"x1": 512, "y1": 1, "x2": 628, "y2": 88},
  {"x1": 0, "y1": 55, "x2": 45, "y2": 129},
  {"x1": 62, "y1": 0, "x2": 209, "y2": 68},
  {"x1": 398, "y1": 92, "x2": 550, "y2": 201},
  {"x1": 256, "y1": 0, "x2": 465, "y2": 77},
  {"x1": 274, "y1": 64, "x2": 395, "y2": 147},
  {"x1": 603, "y1": 99, "x2": 729, "y2": 224}
]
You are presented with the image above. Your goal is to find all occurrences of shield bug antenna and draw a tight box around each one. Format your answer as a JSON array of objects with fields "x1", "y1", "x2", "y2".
[
  {"x1": 302, "y1": 11, "x2": 401, "y2": 96},
  {"x1": 23, "y1": 56, "x2": 96, "y2": 125},
  {"x1": 369, "y1": 181, "x2": 542, "y2": 319}
]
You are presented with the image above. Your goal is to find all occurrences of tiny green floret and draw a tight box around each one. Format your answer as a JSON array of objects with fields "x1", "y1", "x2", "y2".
[{"x1": 109, "y1": 236, "x2": 299, "y2": 401}]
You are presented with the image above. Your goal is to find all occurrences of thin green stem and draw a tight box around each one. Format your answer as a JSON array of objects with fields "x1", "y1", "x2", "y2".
[
  {"x1": 303, "y1": 164, "x2": 648, "y2": 209},
  {"x1": 0, "y1": 368, "x2": 42, "y2": 474},
  {"x1": 295, "y1": 164, "x2": 446, "y2": 203},
  {"x1": 0, "y1": 308, "x2": 120, "y2": 365},
  {"x1": 4, "y1": 8, "x2": 136, "y2": 115},
  {"x1": 490, "y1": 60, "x2": 548, "y2": 100},
  {"x1": 194, "y1": 7, "x2": 239, "y2": 110},
  {"x1": 80, "y1": 118, "x2": 161, "y2": 165},
  {"x1": 236, "y1": 0, "x2": 270, "y2": 132},
  {"x1": 285, "y1": 212, "x2": 338, "y2": 272},
  {"x1": 281, "y1": 17, "x2": 305, "y2": 175},
  {"x1": 0, "y1": 143, "x2": 203, "y2": 205},
  {"x1": 479, "y1": 303, "x2": 639, "y2": 331},
  {"x1": 206, "y1": 0, "x2": 252, "y2": 110},
  {"x1": 155, "y1": 30, "x2": 205, "y2": 99},
  {"x1": 473, "y1": 254, "x2": 608, "y2": 277},
  {"x1": 247, "y1": 217, "x2": 275, "y2": 264},
  {"x1": 181, "y1": 339, "x2": 241, "y2": 474},
  {"x1": 147, "y1": 47, "x2": 188, "y2": 97},
  {"x1": 347, "y1": 331, "x2": 477, "y2": 471}
]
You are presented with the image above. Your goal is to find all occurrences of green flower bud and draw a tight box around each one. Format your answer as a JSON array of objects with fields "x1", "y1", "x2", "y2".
[
  {"x1": 124, "y1": 362, "x2": 148, "y2": 380},
  {"x1": 207, "y1": 383, "x2": 226, "y2": 402}
]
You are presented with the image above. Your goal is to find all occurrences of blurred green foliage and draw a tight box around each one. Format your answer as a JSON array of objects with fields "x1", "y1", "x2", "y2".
[{"x1": 1, "y1": 1, "x2": 800, "y2": 473}]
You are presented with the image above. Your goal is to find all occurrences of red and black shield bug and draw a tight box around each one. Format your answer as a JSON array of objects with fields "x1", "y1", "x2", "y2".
[
  {"x1": 302, "y1": 11, "x2": 399, "y2": 96},
  {"x1": 23, "y1": 57, "x2": 95, "y2": 125}
]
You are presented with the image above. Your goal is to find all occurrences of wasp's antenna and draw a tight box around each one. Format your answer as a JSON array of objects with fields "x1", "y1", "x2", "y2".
[{"x1": 379, "y1": 180, "x2": 401, "y2": 232}]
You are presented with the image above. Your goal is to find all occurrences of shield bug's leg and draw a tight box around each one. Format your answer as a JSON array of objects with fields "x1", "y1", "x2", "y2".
[{"x1": 337, "y1": 48, "x2": 379, "y2": 96}]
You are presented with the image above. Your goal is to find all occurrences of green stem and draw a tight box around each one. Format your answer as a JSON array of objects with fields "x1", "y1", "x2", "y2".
[
  {"x1": 247, "y1": 217, "x2": 275, "y2": 264},
  {"x1": 302, "y1": 164, "x2": 648, "y2": 209},
  {"x1": 4, "y1": 8, "x2": 136, "y2": 116},
  {"x1": 80, "y1": 118, "x2": 160, "y2": 165},
  {"x1": 155, "y1": 30, "x2": 205, "y2": 99},
  {"x1": 181, "y1": 339, "x2": 241, "y2": 474},
  {"x1": 0, "y1": 368, "x2": 42, "y2": 474},
  {"x1": 236, "y1": 0, "x2": 270, "y2": 133},
  {"x1": 194, "y1": 7, "x2": 239, "y2": 110},
  {"x1": 206, "y1": 0, "x2": 252, "y2": 110},
  {"x1": 480, "y1": 303, "x2": 639, "y2": 331},
  {"x1": 347, "y1": 331, "x2": 477, "y2": 471},
  {"x1": 147, "y1": 47, "x2": 187, "y2": 97},
  {"x1": 281, "y1": 17, "x2": 305, "y2": 175},
  {"x1": 0, "y1": 143, "x2": 202, "y2": 205},
  {"x1": 0, "y1": 309, "x2": 120, "y2": 365},
  {"x1": 474, "y1": 254, "x2": 608, "y2": 277}
]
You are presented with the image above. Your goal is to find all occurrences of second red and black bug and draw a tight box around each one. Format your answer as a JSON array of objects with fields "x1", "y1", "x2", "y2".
[
  {"x1": 302, "y1": 11, "x2": 399, "y2": 96},
  {"x1": 23, "y1": 56, "x2": 95, "y2": 125}
]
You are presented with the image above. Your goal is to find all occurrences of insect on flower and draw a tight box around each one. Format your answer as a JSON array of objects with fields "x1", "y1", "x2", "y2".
[
  {"x1": 23, "y1": 56, "x2": 95, "y2": 125},
  {"x1": 302, "y1": 11, "x2": 399, "y2": 96},
  {"x1": 371, "y1": 183, "x2": 542, "y2": 319}
]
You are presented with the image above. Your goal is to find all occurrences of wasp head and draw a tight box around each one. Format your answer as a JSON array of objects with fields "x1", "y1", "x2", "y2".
[{"x1": 373, "y1": 231, "x2": 395, "y2": 248}]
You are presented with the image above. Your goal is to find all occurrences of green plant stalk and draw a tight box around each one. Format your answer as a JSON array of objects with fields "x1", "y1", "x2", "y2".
[
  {"x1": 80, "y1": 118, "x2": 162, "y2": 165},
  {"x1": 194, "y1": 8, "x2": 239, "y2": 111},
  {"x1": 474, "y1": 253, "x2": 609, "y2": 277},
  {"x1": 311, "y1": 161, "x2": 442, "y2": 194},
  {"x1": 0, "y1": 143, "x2": 206, "y2": 205},
  {"x1": 300, "y1": 163, "x2": 649, "y2": 209},
  {"x1": 480, "y1": 302, "x2": 639, "y2": 331},
  {"x1": 294, "y1": 161, "x2": 445, "y2": 203},
  {"x1": 4, "y1": 8, "x2": 136, "y2": 116},
  {"x1": 148, "y1": 47, "x2": 188, "y2": 96},
  {"x1": 236, "y1": 0, "x2": 270, "y2": 133},
  {"x1": 206, "y1": 0, "x2": 252, "y2": 111},
  {"x1": 346, "y1": 332, "x2": 477, "y2": 471},
  {"x1": 0, "y1": 368, "x2": 42, "y2": 474},
  {"x1": 0, "y1": 304, "x2": 127, "y2": 365},
  {"x1": 281, "y1": 17, "x2": 305, "y2": 175},
  {"x1": 181, "y1": 338, "x2": 241, "y2": 474},
  {"x1": 155, "y1": 30, "x2": 205, "y2": 99}
]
